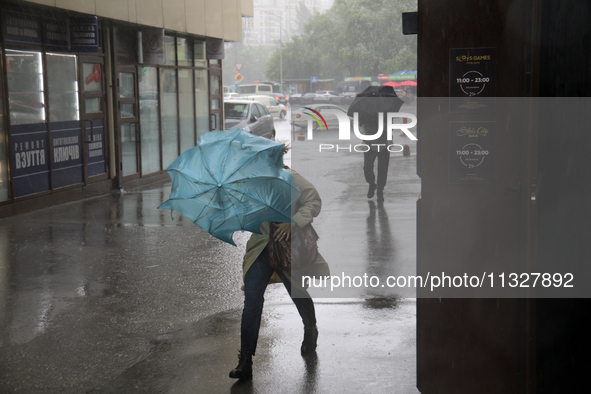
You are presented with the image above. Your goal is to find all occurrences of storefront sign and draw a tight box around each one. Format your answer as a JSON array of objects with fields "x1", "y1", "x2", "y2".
[
  {"x1": 388, "y1": 74, "x2": 416, "y2": 81},
  {"x1": 206, "y1": 38, "x2": 224, "y2": 59},
  {"x1": 450, "y1": 47, "x2": 497, "y2": 113},
  {"x1": 2, "y1": 12, "x2": 42, "y2": 46},
  {"x1": 449, "y1": 121, "x2": 496, "y2": 184},
  {"x1": 141, "y1": 28, "x2": 165, "y2": 64},
  {"x1": 50, "y1": 121, "x2": 84, "y2": 188},
  {"x1": 10, "y1": 123, "x2": 50, "y2": 198},
  {"x1": 86, "y1": 118, "x2": 106, "y2": 177},
  {"x1": 70, "y1": 16, "x2": 98, "y2": 52},
  {"x1": 43, "y1": 18, "x2": 70, "y2": 51},
  {"x1": 345, "y1": 77, "x2": 372, "y2": 81}
]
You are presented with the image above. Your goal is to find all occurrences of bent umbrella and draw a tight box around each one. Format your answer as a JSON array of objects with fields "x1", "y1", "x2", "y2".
[{"x1": 158, "y1": 129, "x2": 300, "y2": 245}]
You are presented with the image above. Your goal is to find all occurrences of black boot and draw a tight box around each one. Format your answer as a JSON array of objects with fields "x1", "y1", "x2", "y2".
[
  {"x1": 229, "y1": 350, "x2": 253, "y2": 380},
  {"x1": 367, "y1": 184, "x2": 377, "y2": 198},
  {"x1": 301, "y1": 327, "x2": 318, "y2": 354},
  {"x1": 377, "y1": 188, "x2": 384, "y2": 203}
]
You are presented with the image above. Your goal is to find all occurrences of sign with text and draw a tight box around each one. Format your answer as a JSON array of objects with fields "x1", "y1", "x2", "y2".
[
  {"x1": 70, "y1": 16, "x2": 98, "y2": 52},
  {"x1": 2, "y1": 12, "x2": 41, "y2": 46},
  {"x1": 10, "y1": 123, "x2": 50, "y2": 198},
  {"x1": 206, "y1": 38, "x2": 224, "y2": 59},
  {"x1": 450, "y1": 47, "x2": 496, "y2": 113},
  {"x1": 43, "y1": 18, "x2": 70, "y2": 51},
  {"x1": 50, "y1": 121, "x2": 84, "y2": 188},
  {"x1": 449, "y1": 121, "x2": 496, "y2": 184}
]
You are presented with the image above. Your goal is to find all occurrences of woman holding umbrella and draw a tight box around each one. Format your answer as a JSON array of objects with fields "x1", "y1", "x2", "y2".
[
  {"x1": 158, "y1": 130, "x2": 328, "y2": 381},
  {"x1": 229, "y1": 166, "x2": 329, "y2": 380}
]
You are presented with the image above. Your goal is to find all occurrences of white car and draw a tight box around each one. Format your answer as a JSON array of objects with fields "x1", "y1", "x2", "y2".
[
  {"x1": 241, "y1": 95, "x2": 287, "y2": 119},
  {"x1": 224, "y1": 92, "x2": 240, "y2": 100},
  {"x1": 291, "y1": 104, "x2": 352, "y2": 131},
  {"x1": 224, "y1": 100, "x2": 276, "y2": 139},
  {"x1": 314, "y1": 90, "x2": 340, "y2": 103}
]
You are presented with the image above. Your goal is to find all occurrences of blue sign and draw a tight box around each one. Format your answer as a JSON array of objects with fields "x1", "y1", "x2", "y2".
[
  {"x1": 2, "y1": 12, "x2": 42, "y2": 47},
  {"x1": 43, "y1": 18, "x2": 70, "y2": 51},
  {"x1": 50, "y1": 121, "x2": 84, "y2": 188},
  {"x1": 311, "y1": 76, "x2": 318, "y2": 83},
  {"x1": 10, "y1": 123, "x2": 50, "y2": 198},
  {"x1": 86, "y1": 118, "x2": 106, "y2": 177},
  {"x1": 70, "y1": 16, "x2": 99, "y2": 52}
]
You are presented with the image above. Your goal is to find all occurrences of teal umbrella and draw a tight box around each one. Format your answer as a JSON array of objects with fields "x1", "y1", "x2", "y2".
[{"x1": 158, "y1": 129, "x2": 300, "y2": 246}]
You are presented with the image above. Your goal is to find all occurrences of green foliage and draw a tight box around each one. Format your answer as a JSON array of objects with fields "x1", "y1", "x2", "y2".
[{"x1": 265, "y1": 0, "x2": 417, "y2": 83}]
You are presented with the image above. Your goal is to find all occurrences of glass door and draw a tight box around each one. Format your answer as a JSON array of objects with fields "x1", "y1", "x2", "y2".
[
  {"x1": 116, "y1": 67, "x2": 140, "y2": 179},
  {"x1": 79, "y1": 56, "x2": 108, "y2": 182}
]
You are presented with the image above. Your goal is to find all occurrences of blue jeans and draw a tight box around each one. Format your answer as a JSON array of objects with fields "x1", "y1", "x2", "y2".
[{"x1": 241, "y1": 247, "x2": 316, "y2": 355}]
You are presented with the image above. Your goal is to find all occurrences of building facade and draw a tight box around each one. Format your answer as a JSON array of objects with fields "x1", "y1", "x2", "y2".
[
  {"x1": 0, "y1": 0, "x2": 253, "y2": 216},
  {"x1": 243, "y1": 0, "x2": 333, "y2": 46}
]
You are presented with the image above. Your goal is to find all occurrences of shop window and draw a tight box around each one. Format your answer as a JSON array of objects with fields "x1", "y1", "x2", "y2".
[
  {"x1": 210, "y1": 75, "x2": 220, "y2": 96},
  {"x1": 160, "y1": 68, "x2": 178, "y2": 168},
  {"x1": 177, "y1": 38, "x2": 193, "y2": 67},
  {"x1": 195, "y1": 69, "x2": 209, "y2": 138},
  {"x1": 119, "y1": 72, "x2": 135, "y2": 98},
  {"x1": 121, "y1": 123, "x2": 137, "y2": 176},
  {"x1": 165, "y1": 35, "x2": 176, "y2": 66},
  {"x1": 139, "y1": 67, "x2": 161, "y2": 175},
  {"x1": 179, "y1": 69, "x2": 195, "y2": 152},
  {"x1": 6, "y1": 49, "x2": 50, "y2": 197},
  {"x1": 83, "y1": 63, "x2": 102, "y2": 92},
  {"x1": 46, "y1": 52, "x2": 83, "y2": 188},
  {"x1": 194, "y1": 41, "x2": 206, "y2": 67},
  {"x1": 209, "y1": 72, "x2": 222, "y2": 131},
  {"x1": 85, "y1": 98, "x2": 101, "y2": 113},
  {"x1": 6, "y1": 50, "x2": 45, "y2": 126},
  {"x1": 46, "y1": 53, "x2": 79, "y2": 122}
]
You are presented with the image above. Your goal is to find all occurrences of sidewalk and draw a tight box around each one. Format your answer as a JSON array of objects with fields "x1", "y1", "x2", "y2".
[{"x1": 0, "y1": 122, "x2": 420, "y2": 393}]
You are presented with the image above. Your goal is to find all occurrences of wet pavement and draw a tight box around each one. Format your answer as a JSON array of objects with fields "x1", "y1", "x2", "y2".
[{"x1": 0, "y1": 102, "x2": 420, "y2": 393}]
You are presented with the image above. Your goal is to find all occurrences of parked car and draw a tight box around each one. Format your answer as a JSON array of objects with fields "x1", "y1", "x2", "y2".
[
  {"x1": 339, "y1": 92, "x2": 357, "y2": 104},
  {"x1": 291, "y1": 104, "x2": 353, "y2": 131},
  {"x1": 314, "y1": 90, "x2": 340, "y2": 103},
  {"x1": 241, "y1": 95, "x2": 286, "y2": 119},
  {"x1": 224, "y1": 92, "x2": 240, "y2": 100},
  {"x1": 224, "y1": 100, "x2": 276, "y2": 139},
  {"x1": 300, "y1": 92, "x2": 316, "y2": 105},
  {"x1": 290, "y1": 93, "x2": 302, "y2": 104},
  {"x1": 269, "y1": 92, "x2": 288, "y2": 105}
]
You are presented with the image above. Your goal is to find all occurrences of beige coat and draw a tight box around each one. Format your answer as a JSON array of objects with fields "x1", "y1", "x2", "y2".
[{"x1": 242, "y1": 169, "x2": 330, "y2": 289}]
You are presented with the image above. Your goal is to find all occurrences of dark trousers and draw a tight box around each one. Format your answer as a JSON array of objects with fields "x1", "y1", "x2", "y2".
[
  {"x1": 241, "y1": 248, "x2": 316, "y2": 355},
  {"x1": 364, "y1": 149, "x2": 390, "y2": 189}
]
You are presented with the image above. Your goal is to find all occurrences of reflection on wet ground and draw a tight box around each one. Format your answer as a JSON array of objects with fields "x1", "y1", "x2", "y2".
[{"x1": 0, "y1": 105, "x2": 420, "y2": 392}]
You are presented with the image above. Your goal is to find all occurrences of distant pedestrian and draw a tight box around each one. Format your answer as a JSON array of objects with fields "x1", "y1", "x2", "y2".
[
  {"x1": 347, "y1": 86, "x2": 404, "y2": 203},
  {"x1": 229, "y1": 167, "x2": 329, "y2": 380},
  {"x1": 362, "y1": 114, "x2": 391, "y2": 203}
]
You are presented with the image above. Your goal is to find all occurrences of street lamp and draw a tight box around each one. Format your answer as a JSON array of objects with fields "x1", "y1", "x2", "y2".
[{"x1": 260, "y1": 10, "x2": 283, "y2": 94}]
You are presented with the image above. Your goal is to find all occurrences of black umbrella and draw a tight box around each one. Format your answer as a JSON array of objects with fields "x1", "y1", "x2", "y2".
[{"x1": 347, "y1": 85, "x2": 404, "y2": 125}]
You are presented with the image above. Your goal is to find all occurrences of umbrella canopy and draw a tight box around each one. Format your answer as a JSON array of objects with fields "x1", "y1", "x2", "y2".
[
  {"x1": 347, "y1": 85, "x2": 404, "y2": 124},
  {"x1": 382, "y1": 81, "x2": 402, "y2": 88},
  {"x1": 158, "y1": 129, "x2": 301, "y2": 245},
  {"x1": 398, "y1": 80, "x2": 417, "y2": 87}
]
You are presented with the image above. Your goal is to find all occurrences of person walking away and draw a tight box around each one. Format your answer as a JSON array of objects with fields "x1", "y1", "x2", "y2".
[{"x1": 363, "y1": 113, "x2": 391, "y2": 203}]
